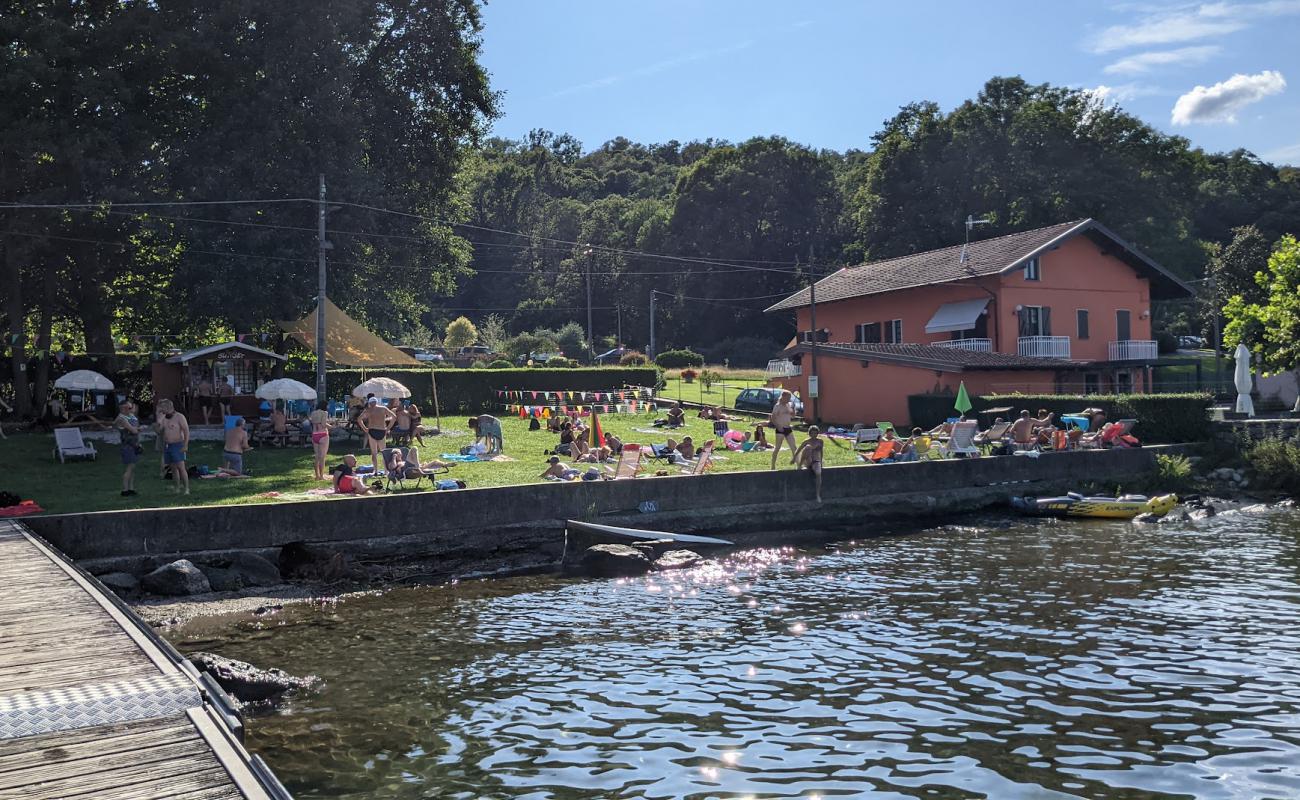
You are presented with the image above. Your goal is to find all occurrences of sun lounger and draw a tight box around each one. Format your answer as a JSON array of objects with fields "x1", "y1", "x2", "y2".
[
  {"x1": 605, "y1": 444, "x2": 643, "y2": 480},
  {"x1": 683, "y1": 441, "x2": 715, "y2": 475},
  {"x1": 383, "y1": 447, "x2": 445, "y2": 491},
  {"x1": 876, "y1": 421, "x2": 896, "y2": 435},
  {"x1": 53, "y1": 427, "x2": 97, "y2": 462},
  {"x1": 854, "y1": 428, "x2": 881, "y2": 451},
  {"x1": 939, "y1": 421, "x2": 981, "y2": 458}
]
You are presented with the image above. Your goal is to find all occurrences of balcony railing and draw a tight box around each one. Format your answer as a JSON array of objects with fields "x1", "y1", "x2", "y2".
[
  {"x1": 766, "y1": 358, "x2": 801, "y2": 379},
  {"x1": 1017, "y1": 336, "x2": 1072, "y2": 359},
  {"x1": 1108, "y1": 339, "x2": 1159, "y2": 361},
  {"x1": 932, "y1": 338, "x2": 992, "y2": 353}
]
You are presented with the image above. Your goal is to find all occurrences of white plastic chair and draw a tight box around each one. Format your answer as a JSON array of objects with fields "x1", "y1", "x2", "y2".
[
  {"x1": 53, "y1": 427, "x2": 98, "y2": 463},
  {"x1": 939, "y1": 421, "x2": 980, "y2": 458}
]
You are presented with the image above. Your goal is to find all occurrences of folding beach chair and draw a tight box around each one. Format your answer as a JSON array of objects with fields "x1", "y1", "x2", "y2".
[
  {"x1": 683, "y1": 441, "x2": 715, "y2": 475},
  {"x1": 974, "y1": 421, "x2": 1011, "y2": 453},
  {"x1": 875, "y1": 421, "x2": 896, "y2": 436},
  {"x1": 938, "y1": 421, "x2": 981, "y2": 458},
  {"x1": 53, "y1": 427, "x2": 97, "y2": 463},
  {"x1": 712, "y1": 419, "x2": 729, "y2": 438},
  {"x1": 853, "y1": 428, "x2": 881, "y2": 451},
  {"x1": 605, "y1": 444, "x2": 642, "y2": 480},
  {"x1": 402, "y1": 446, "x2": 448, "y2": 488},
  {"x1": 863, "y1": 438, "x2": 899, "y2": 463}
]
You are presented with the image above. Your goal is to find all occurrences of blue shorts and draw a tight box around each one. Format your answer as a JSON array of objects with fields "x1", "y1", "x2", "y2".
[
  {"x1": 163, "y1": 442, "x2": 186, "y2": 465},
  {"x1": 223, "y1": 451, "x2": 244, "y2": 474},
  {"x1": 120, "y1": 444, "x2": 139, "y2": 465}
]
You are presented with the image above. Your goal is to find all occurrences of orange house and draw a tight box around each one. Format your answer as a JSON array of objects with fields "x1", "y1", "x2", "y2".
[{"x1": 764, "y1": 219, "x2": 1194, "y2": 426}]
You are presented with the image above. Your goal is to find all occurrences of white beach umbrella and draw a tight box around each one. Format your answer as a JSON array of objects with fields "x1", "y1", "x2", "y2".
[
  {"x1": 1234, "y1": 343, "x2": 1255, "y2": 417},
  {"x1": 352, "y1": 376, "x2": 411, "y2": 400},
  {"x1": 53, "y1": 369, "x2": 114, "y2": 392},
  {"x1": 255, "y1": 378, "x2": 318, "y2": 402}
]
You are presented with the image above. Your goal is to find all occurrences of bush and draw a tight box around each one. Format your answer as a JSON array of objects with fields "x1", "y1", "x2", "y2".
[
  {"x1": 1153, "y1": 453, "x2": 1195, "y2": 494},
  {"x1": 468, "y1": 360, "x2": 488, "y2": 369},
  {"x1": 700, "y1": 369, "x2": 721, "y2": 391},
  {"x1": 553, "y1": 322, "x2": 588, "y2": 362},
  {"x1": 1245, "y1": 438, "x2": 1300, "y2": 496},
  {"x1": 701, "y1": 337, "x2": 781, "y2": 368},
  {"x1": 907, "y1": 392, "x2": 1211, "y2": 444},
  {"x1": 307, "y1": 367, "x2": 662, "y2": 414},
  {"x1": 1156, "y1": 330, "x2": 1179, "y2": 354},
  {"x1": 546, "y1": 357, "x2": 577, "y2": 368},
  {"x1": 656, "y1": 348, "x2": 704, "y2": 368},
  {"x1": 487, "y1": 359, "x2": 514, "y2": 369},
  {"x1": 680, "y1": 368, "x2": 699, "y2": 382},
  {"x1": 619, "y1": 350, "x2": 649, "y2": 366}
]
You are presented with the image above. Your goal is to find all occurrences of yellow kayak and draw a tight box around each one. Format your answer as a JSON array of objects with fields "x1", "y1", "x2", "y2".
[{"x1": 1011, "y1": 492, "x2": 1178, "y2": 519}]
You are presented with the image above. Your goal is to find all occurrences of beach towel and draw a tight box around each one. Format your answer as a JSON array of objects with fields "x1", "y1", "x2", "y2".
[
  {"x1": 0, "y1": 500, "x2": 42, "y2": 517},
  {"x1": 440, "y1": 453, "x2": 480, "y2": 462}
]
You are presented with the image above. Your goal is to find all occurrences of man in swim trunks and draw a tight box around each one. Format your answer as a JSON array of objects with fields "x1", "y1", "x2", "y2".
[
  {"x1": 215, "y1": 379, "x2": 233, "y2": 419},
  {"x1": 393, "y1": 400, "x2": 414, "y2": 443},
  {"x1": 357, "y1": 397, "x2": 396, "y2": 472},
  {"x1": 539, "y1": 455, "x2": 579, "y2": 480},
  {"x1": 223, "y1": 417, "x2": 252, "y2": 475},
  {"x1": 769, "y1": 390, "x2": 798, "y2": 469},
  {"x1": 792, "y1": 425, "x2": 825, "y2": 503},
  {"x1": 196, "y1": 374, "x2": 214, "y2": 425},
  {"x1": 155, "y1": 399, "x2": 191, "y2": 495}
]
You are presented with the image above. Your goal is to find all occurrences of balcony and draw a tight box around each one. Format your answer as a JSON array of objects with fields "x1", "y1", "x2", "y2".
[
  {"x1": 766, "y1": 358, "x2": 801, "y2": 379},
  {"x1": 1108, "y1": 339, "x2": 1158, "y2": 361},
  {"x1": 1017, "y1": 336, "x2": 1071, "y2": 359},
  {"x1": 932, "y1": 338, "x2": 992, "y2": 353}
]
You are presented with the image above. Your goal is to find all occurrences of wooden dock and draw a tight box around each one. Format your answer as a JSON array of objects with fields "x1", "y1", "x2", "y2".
[{"x1": 0, "y1": 520, "x2": 289, "y2": 799}]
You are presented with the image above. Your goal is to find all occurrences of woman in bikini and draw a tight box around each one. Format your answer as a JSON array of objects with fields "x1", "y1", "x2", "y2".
[
  {"x1": 792, "y1": 425, "x2": 825, "y2": 503},
  {"x1": 307, "y1": 408, "x2": 333, "y2": 481}
]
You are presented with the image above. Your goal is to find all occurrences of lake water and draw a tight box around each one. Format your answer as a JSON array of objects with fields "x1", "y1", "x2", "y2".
[{"x1": 169, "y1": 508, "x2": 1300, "y2": 799}]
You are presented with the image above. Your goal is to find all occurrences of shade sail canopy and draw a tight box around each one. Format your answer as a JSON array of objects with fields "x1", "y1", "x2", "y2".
[
  {"x1": 279, "y1": 298, "x2": 421, "y2": 367},
  {"x1": 353, "y1": 377, "x2": 411, "y2": 399},
  {"x1": 54, "y1": 370, "x2": 114, "y2": 392},
  {"x1": 255, "y1": 378, "x2": 318, "y2": 402},
  {"x1": 924, "y1": 298, "x2": 990, "y2": 334}
]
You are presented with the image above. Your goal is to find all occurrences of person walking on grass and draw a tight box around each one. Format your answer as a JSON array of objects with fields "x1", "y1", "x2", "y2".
[
  {"x1": 769, "y1": 390, "x2": 798, "y2": 469},
  {"x1": 792, "y1": 425, "x2": 825, "y2": 503},
  {"x1": 155, "y1": 398, "x2": 190, "y2": 495},
  {"x1": 114, "y1": 399, "x2": 142, "y2": 497},
  {"x1": 358, "y1": 397, "x2": 395, "y2": 473}
]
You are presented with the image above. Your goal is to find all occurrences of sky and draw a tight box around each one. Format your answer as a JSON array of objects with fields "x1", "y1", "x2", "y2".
[{"x1": 479, "y1": 1, "x2": 1300, "y2": 164}]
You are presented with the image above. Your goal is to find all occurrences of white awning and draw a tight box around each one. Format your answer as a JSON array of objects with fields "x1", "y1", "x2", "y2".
[{"x1": 925, "y1": 298, "x2": 990, "y2": 334}]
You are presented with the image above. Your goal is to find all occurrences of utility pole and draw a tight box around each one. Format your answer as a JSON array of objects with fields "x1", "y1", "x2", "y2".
[
  {"x1": 616, "y1": 304, "x2": 622, "y2": 348},
  {"x1": 315, "y1": 174, "x2": 328, "y2": 408},
  {"x1": 1209, "y1": 270, "x2": 1222, "y2": 395},
  {"x1": 583, "y1": 246, "x2": 595, "y2": 362},
  {"x1": 648, "y1": 290, "x2": 657, "y2": 360},
  {"x1": 807, "y1": 252, "x2": 820, "y2": 425}
]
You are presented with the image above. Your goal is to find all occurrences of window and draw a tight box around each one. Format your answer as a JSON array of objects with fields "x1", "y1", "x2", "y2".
[
  {"x1": 855, "y1": 322, "x2": 882, "y2": 343},
  {"x1": 1077, "y1": 309, "x2": 1090, "y2": 340},
  {"x1": 1023, "y1": 257, "x2": 1040, "y2": 281},
  {"x1": 1084, "y1": 373, "x2": 1100, "y2": 394},
  {"x1": 799, "y1": 329, "x2": 828, "y2": 343},
  {"x1": 1018, "y1": 305, "x2": 1050, "y2": 336},
  {"x1": 1116, "y1": 310, "x2": 1131, "y2": 341},
  {"x1": 885, "y1": 319, "x2": 902, "y2": 344},
  {"x1": 1115, "y1": 370, "x2": 1133, "y2": 394}
]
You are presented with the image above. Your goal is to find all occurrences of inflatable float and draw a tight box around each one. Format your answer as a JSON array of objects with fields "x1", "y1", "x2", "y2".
[{"x1": 1011, "y1": 492, "x2": 1178, "y2": 519}]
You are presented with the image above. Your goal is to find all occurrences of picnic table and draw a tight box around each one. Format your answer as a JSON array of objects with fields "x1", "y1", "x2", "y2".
[{"x1": 55, "y1": 412, "x2": 113, "y2": 431}]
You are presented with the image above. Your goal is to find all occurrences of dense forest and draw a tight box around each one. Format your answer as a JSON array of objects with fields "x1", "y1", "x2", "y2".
[{"x1": 4, "y1": 2, "x2": 1300, "y2": 415}]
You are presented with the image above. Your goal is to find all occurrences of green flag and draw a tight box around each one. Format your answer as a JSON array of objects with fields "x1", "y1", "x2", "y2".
[{"x1": 954, "y1": 381, "x2": 972, "y2": 414}]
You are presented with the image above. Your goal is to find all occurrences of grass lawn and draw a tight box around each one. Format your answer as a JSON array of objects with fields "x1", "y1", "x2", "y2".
[
  {"x1": 4, "y1": 411, "x2": 863, "y2": 515},
  {"x1": 660, "y1": 367, "x2": 770, "y2": 409}
]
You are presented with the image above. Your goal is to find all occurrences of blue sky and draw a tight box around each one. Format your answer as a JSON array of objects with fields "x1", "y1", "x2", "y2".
[{"x1": 479, "y1": 1, "x2": 1300, "y2": 164}]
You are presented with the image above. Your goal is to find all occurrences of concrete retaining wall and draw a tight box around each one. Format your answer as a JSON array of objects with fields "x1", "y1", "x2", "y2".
[
  {"x1": 1213, "y1": 418, "x2": 1300, "y2": 444},
  {"x1": 24, "y1": 446, "x2": 1179, "y2": 573}
]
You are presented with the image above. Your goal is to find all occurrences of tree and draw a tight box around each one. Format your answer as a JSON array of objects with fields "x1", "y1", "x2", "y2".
[
  {"x1": 478, "y1": 314, "x2": 508, "y2": 352},
  {"x1": 1223, "y1": 236, "x2": 1300, "y2": 409},
  {"x1": 444, "y1": 316, "x2": 479, "y2": 350},
  {"x1": 1208, "y1": 225, "x2": 1272, "y2": 309},
  {"x1": 553, "y1": 321, "x2": 588, "y2": 360}
]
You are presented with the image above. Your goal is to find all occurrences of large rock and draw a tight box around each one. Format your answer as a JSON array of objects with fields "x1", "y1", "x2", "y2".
[
  {"x1": 579, "y1": 544, "x2": 652, "y2": 577},
  {"x1": 654, "y1": 549, "x2": 703, "y2": 571},
  {"x1": 278, "y1": 541, "x2": 347, "y2": 581},
  {"x1": 203, "y1": 567, "x2": 243, "y2": 593},
  {"x1": 201, "y1": 552, "x2": 284, "y2": 592},
  {"x1": 96, "y1": 571, "x2": 140, "y2": 596},
  {"x1": 141, "y1": 559, "x2": 211, "y2": 596},
  {"x1": 189, "y1": 652, "x2": 315, "y2": 704}
]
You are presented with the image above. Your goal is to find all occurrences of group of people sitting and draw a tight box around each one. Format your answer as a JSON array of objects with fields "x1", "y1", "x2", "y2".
[{"x1": 976, "y1": 407, "x2": 1138, "y2": 453}]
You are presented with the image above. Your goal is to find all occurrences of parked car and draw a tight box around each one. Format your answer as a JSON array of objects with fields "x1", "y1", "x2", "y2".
[
  {"x1": 514, "y1": 351, "x2": 565, "y2": 366},
  {"x1": 593, "y1": 347, "x2": 628, "y2": 364},
  {"x1": 1177, "y1": 335, "x2": 1207, "y2": 349},
  {"x1": 452, "y1": 345, "x2": 497, "y2": 366},
  {"x1": 396, "y1": 345, "x2": 443, "y2": 362},
  {"x1": 733, "y1": 387, "x2": 804, "y2": 415}
]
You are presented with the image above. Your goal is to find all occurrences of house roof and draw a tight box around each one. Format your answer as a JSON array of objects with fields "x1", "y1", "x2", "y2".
[
  {"x1": 766, "y1": 218, "x2": 1194, "y2": 313},
  {"x1": 166, "y1": 341, "x2": 286, "y2": 364},
  {"x1": 782, "y1": 342, "x2": 1076, "y2": 373}
]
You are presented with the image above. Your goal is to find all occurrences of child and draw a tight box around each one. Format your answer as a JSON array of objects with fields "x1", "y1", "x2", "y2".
[{"x1": 792, "y1": 426, "x2": 825, "y2": 503}]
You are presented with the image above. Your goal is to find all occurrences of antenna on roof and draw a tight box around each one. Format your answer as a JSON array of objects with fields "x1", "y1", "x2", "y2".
[{"x1": 961, "y1": 214, "x2": 994, "y2": 271}]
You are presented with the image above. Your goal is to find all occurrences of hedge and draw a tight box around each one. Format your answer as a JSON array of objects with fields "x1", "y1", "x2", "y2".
[
  {"x1": 655, "y1": 349, "x2": 704, "y2": 368},
  {"x1": 295, "y1": 367, "x2": 663, "y2": 414},
  {"x1": 908, "y1": 392, "x2": 1211, "y2": 444}
]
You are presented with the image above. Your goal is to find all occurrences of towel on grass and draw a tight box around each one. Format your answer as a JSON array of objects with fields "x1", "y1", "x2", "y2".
[
  {"x1": 440, "y1": 453, "x2": 480, "y2": 462},
  {"x1": 0, "y1": 500, "x2": 42, "y2": 517}
]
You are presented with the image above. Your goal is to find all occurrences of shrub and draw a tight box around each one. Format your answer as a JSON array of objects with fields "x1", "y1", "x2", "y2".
[
  {"x1": 1153, "y1": 453, "x2": 1195, "y2": 494},
  {"x1": 487, "y1": 359, "x2": 514, "y2": 369},
  {"x1": 553, "y1": 322, "x2": 588, "y2": 362},
  {"x1": 619, "y1": 350, "x2": 649, "y2": 366},
  {"x1": 468, "y1": 360, "x2": 488, "y2": 369},
  {"x1": 1156, "y1": 330, "x2": 1179, "y2": 354},
  {"x1": 680, "y1": 367, "x2": 700, "y2": 382},
  {"x1": 1245, "y1": 438, "x2": 1300, "y2": 496},
  {"x1": 445, "y1": 316, "x2": 478, "y2": 350},
  {"x1": 504, "y1": 332, "x2": 558, "y2": 359},
  {"x1": 546, "y1": 357, "x2": 577, "y2": 368},
  {"x1": 656, "y1": 348, "x2": 704, "y2": 368},
  {"x1": 701, "y1": 336, "x2": 781, "y2": 368},
  {"x1": 700, "y1": 369, "x2": 721, "y2": 391},
  {"x1": 906, "y1": 392, "x2": 1211, "y2": 444}
]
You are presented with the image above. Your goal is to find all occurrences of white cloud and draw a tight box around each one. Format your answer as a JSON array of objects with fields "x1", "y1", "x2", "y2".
[
  {"x1": 1104, "y1": 44, "x2": 1220, "y2": 74},
  {"x1": 543, "y1": 41, "x2": 754, "y2": 99},
  {"x1": 1171, "y1": 70, "x2": 1287, "y2": 124},
  {"x1": 1263, "y1": 141, "x2": 1300, "y2": 164},
  {"x1": 1088, "y1": 1, "x2": 1300, "y2": 53},
  {"x1": 1085, "y1": 83, "x2": 1164, "y2": 104}
]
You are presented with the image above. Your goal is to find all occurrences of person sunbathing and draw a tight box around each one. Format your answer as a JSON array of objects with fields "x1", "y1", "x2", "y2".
[
  {"x1": 665, "y1": 403, "x2": 685, "y2": 427},
  {"x1": 576, "y1": 446, "x2": 613, "y2": 464},
  {"x1": 675, "y1": 435, "x2": 696, "y2": 460},
  {"x1": 332, "y1": 454, "x2": 373, "y2": 495},
  {"x1": 751, "y1": 425, "x2": 772, "y2": 450},
  {"x1": 1008, "y1": 410, "x2": 1043, "y2": 448},
  {"x1": 540, "y1": 455, "x2": 580, "y2": 480}
]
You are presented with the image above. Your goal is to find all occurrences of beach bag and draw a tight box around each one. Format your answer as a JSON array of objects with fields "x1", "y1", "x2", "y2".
[{"x1": 528, "y1": 417, "x2": 541, "y2": 431}]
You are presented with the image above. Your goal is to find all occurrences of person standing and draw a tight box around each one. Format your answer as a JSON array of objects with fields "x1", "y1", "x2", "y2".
[
  {"x1": 196, "y1": 374, "x2": 215, "y2": 425},
  {"x1": 468, "y1": 413, "x2": 503, "y2": 454},
  {"x1": 358, "y1": 397, "x2": 395, "y2": 472},
  {"x1": 307, "y1": 408, "x2": 333, "y2": 481},
  {"x1": 768, "y1": 390, "x2": 798, "y2": 469},
  {"x1": 216, "y1": 378, "x2": 234, "y2": 420},
  {"x1": 222, "y1": 417, "x2": 253, "y2": 475},
  {"x1": 155, "y1": 399, "x2": 191, "y2": 495},
  {"x1": 114, "y1": 399, "x2": 142, "y2": 497}
]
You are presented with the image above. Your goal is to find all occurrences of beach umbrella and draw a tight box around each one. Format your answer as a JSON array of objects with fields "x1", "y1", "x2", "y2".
[
  {"x1": 954, "y1": 381, "x2": 972, "y2": 415},
  {"x1": 352, "y1": 376, "x2": 411, "y2": 400},
  {"x1": 1234, "y1": 343, "x2": 1254, "y2": 417},
  {"x1": 255, "y1": 378, "x2": 317, "y2": 402},
  {"x1": 53, "y1": 370, "x2": 114, "y2": 392}
]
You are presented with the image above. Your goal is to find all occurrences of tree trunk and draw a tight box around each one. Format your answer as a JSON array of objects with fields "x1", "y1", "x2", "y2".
[
  {"x1": 32, "y1": 263, "x2": 55, "y2": 408},
  {"x1": 77, "y1": 246, "x2": 116, "y2": 356},
  {"x1": 2, "y1": 238, "x2": 32, "y2": 417}
]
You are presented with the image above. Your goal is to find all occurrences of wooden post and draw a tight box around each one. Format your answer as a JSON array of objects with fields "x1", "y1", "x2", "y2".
[{"x1": 431, "y1": 366, "x2": 442, "y2": 433}]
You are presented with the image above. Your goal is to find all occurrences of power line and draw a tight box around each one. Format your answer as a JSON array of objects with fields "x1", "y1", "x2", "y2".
[{"x1": 0, "y1": 198, "x2": 314, "y2": 209}]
